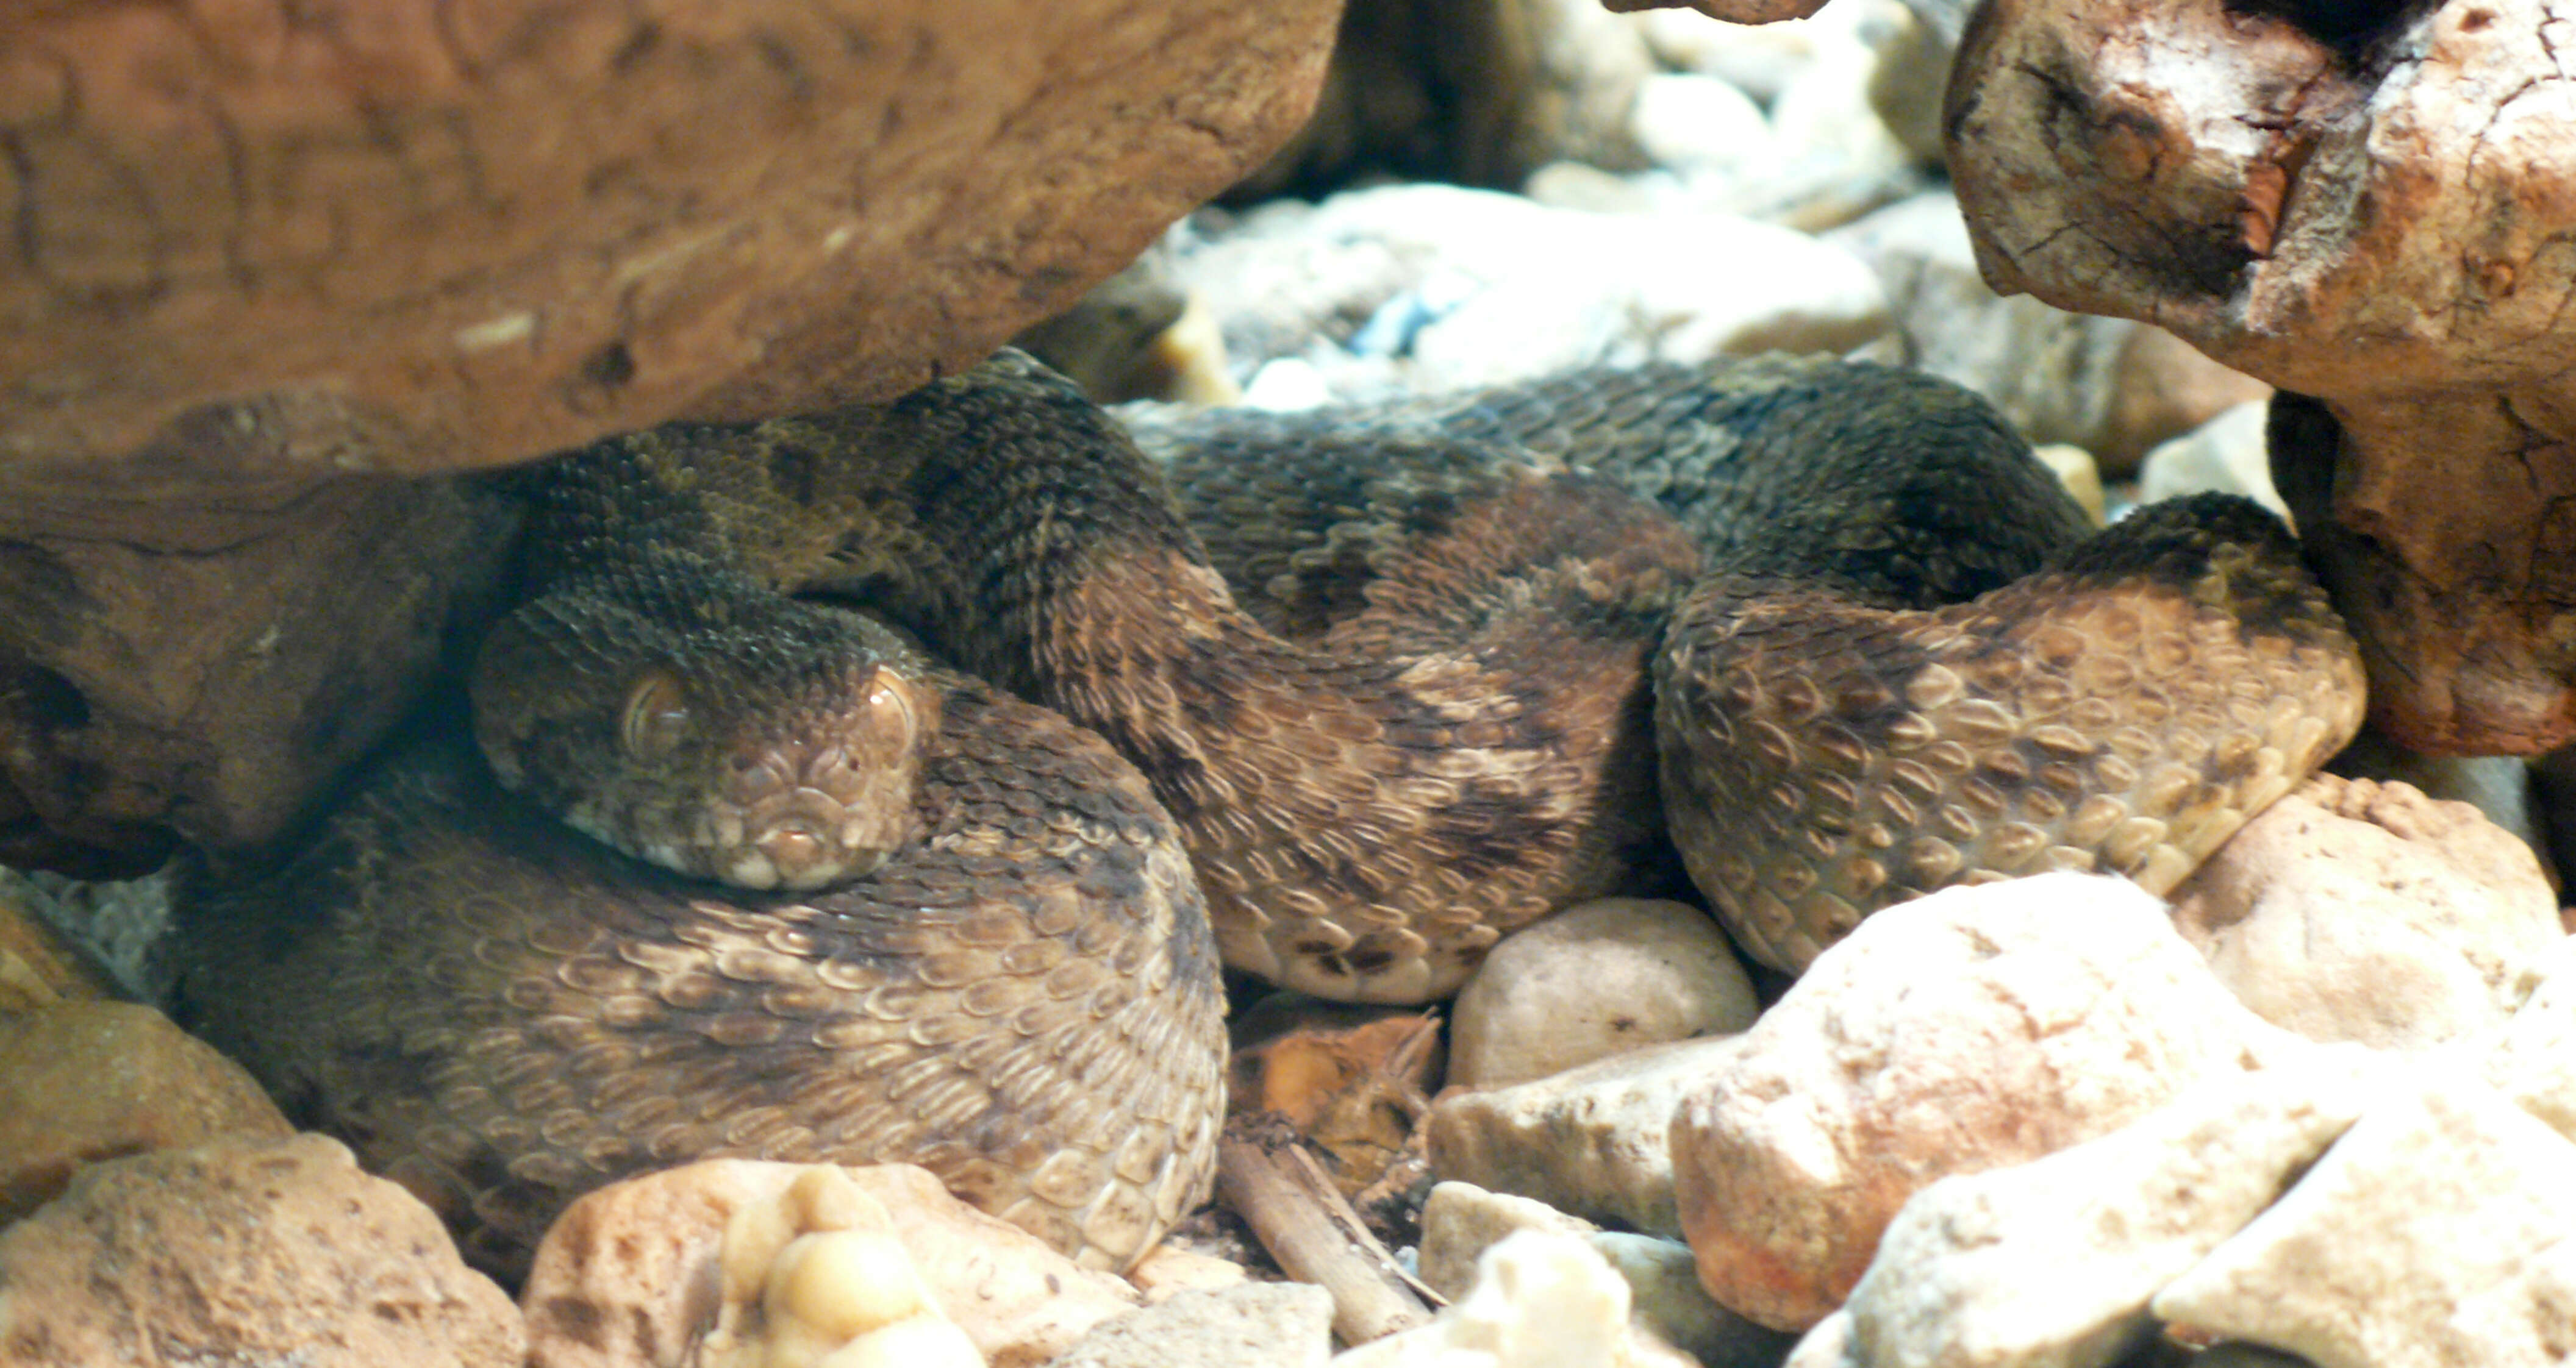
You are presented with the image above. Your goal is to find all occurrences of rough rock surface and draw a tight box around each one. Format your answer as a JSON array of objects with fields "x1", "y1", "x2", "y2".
[
  {"x1": 1428, "y1": 1033, "x2": 1749, "y2": 1238},
  {"x1": 2, "y1": 0, "x2": 1340, "y2": 482},
  {"x1": 1, "y1": 477, "x2": 520, "y2": 871},
  {"x1": 1839, "y1": 1049, "x2": 2383, "y2": 1368},
  {"x1": 690, "y1": 1166, "x2": 985, "y2": 1368},
  {"x1": 2152, "y1": 1073, "x2": 2576, "y2": 1368},
  {"x1": 1171, "y1": 183, "x2": 1890, "y2": 402},
  {"x1": 2477, "y1": 935, "x2": 2576, "y2": 1142},
  {"x1": 0, "y1": 999, "x2": 293, "y2": 1224},
  {"x1": 521, "y1": 1161, "x2": 1137, "y2": 1368},
  {"x1": 1043, "y1": 1283, "x2": 1335, "y2": 1368},
  {"x1": 0, "y1": 1133, "x2": 523, "y2": 1367},
  {"x1": 2167, "y1": 776, "x2": 2563, "y2": 1050},
  {"x1": 1447, "y1": 897, "x2": 1757, "y2": 1091},
  {"x1": 1670, "y1": 873, "x2": 2303, "y2": 1331},
  {"x1": 1949, "y1": 0, "x2": 2576, "y2": 755}
]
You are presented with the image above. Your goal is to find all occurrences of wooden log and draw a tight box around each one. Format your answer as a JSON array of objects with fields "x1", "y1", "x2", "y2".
[{"x1": 1217, "y1": 1111, "x2": 1440, "y2": 1347}]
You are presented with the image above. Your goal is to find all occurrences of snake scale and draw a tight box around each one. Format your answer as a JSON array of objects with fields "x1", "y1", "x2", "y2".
[{"x1": 176, "y1": 349, "x2": 2366, "y2": 1280}]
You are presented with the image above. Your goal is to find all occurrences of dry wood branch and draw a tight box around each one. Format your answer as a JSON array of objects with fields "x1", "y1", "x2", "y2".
[{"x1": 1217, "y1": 1111, "x2": 1439, "y2": 1347}]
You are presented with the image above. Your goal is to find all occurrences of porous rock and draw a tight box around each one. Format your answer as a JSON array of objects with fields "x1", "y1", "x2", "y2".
[
  {"x1": 2, "y1": 0, "x2": 1340, "y2": 481},
  {"x1": 1427, "y1": 1033, "x2": 1750, "y2": 1238},
  {"x1": 2152, "y1": 1073, "x2": 2576, "y2": 1368},
  {"x1": 1826, "y1": 191, "x2": 2268, "y2": 473},
  {"x1": 1447, "y1": 897, "x2": 1757, "y2": 1091},
  {"x1": 0, "y1": 1132, "x2": 523, "y2": 1367},
  {"x1": 2168, "y1": 775, "x2": 2563, "y2": 1050},
  {"x1": 521, "y1": 1160, "x2": 1137, "y2": 1368},
  {"x1": 1042, "y1": 1283, "x2": 1334, "y2": 1368},
  {"x1": 0, "y1": 999, "x2": 293, "y2": 1224},
  {"x1": 0, "y1": 883, "x2": 119, "y2": 1010},
  {"x1": 1124, "y1": 1244, "x2": 1253, "y2": 1303},
  {"x1": 1670, "y1": 873, "x2": 2303, "y2": 1331},
  {"x1": 1841, "y1": 1047, "x2": 2384, "y2": 1368},
  {"x1": 692, "y1": 1167, "x2": 984, "y2": 1368},
  {"x1": 2476, "y1": 934, "x2": 2576, "y2": 1141}
]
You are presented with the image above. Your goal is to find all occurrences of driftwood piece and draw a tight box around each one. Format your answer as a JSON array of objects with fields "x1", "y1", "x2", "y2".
[
  {"x1": 1217, "y1": 1112, "x2": 1439, "y2": 1347},
  {"x1": 0, "y1": 0, "x2": 1337, "y2": 485},
  {"x1": 1947, "y1": 0, "x2": 2576, "y2": 755}
]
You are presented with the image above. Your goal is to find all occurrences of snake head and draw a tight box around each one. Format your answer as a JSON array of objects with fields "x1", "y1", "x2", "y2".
[{"x1": 471, "y1": 569, "x2": 939, "y2": 891}]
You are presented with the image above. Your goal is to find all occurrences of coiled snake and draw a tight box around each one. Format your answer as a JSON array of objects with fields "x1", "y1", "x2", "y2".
[{"x1": 177, "y1": 349, "x2": 2364, "y2": 1278}]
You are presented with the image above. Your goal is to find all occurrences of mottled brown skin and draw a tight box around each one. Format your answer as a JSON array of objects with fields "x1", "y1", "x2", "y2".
[
  {"x1": 1142, "y1": 357, "x2": 2364, "y2": 974},
  {"x1": 745, "y1": 352, "x2": 1708, "y2": 1003},
  {"x1": 178, "y1": 669, "x2": 1225, "y2": 1284}
]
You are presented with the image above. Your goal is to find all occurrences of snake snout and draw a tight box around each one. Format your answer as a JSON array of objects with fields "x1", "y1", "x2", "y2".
[{"x1": 713, "y1": 666, "x2": 932, "y2": 891}]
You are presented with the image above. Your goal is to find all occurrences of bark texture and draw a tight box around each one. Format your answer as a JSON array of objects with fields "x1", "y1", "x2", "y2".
[{"x1": 1948, "y1": 0, "x2": 2576, "y2": 755}]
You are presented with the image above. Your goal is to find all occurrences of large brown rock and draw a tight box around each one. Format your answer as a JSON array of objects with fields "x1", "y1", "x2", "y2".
[
  {"x1": 0, "y1": 0, "x2": 1339, "y2": 869},
  {"x1": 0, "y1": 0, "x2": 1339, "y2": 483},
  {"x1": 1946, "y1": 0, "x2": 2576, "y2": 755},
  {"x1": 0, "y1": 999, "x2": 293, "y2": 1224},
  {"x1": 0, "y1": 1133, "x2": 524, "y2": 1367}
]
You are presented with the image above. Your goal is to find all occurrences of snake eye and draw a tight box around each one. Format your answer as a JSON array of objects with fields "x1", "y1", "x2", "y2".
[
  {"x1": 620, "y1": 669, "x2": 693, "y2": 759},
  {"x1": 863, "y1": 670, "x2": 918, "y2": 752}
]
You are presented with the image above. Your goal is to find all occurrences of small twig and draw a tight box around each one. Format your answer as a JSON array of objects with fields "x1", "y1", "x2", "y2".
[{"x1": 1217, "y1": 1111, "x2": 1440, "y2": 1346}]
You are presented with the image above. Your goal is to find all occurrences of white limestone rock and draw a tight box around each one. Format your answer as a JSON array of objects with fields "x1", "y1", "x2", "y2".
[
  {"x1": 1670, "y1": 873, "x2": 2305, "y2": 1331},
  {"x1": 2152, "y1": 1073, "x2": 2576, "y2": 1368},
  {"x1": 2477, "y1": 933, "x2": 2576, "y2": 1140},
  {"x1": 1448, "y1": 897, "x2": 1758, "y2": 1091},
  {"x1": 2168, "y1": 775, "x2": 2562, "y2": 1050},
  {"x1": 2134, "y1": 402, "x2": 2289, "y2": 523},
  {"x1": 1426, "y1": 1033, "x2": 1750, "y2": 1238},
  {"x1": 1841, "y1": 1048, "x2": 2385, "y2": 1368}
]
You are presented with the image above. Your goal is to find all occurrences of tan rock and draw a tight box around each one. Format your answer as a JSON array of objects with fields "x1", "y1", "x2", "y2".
[
  {"x1": 1427, "y1": 1033, "x2": 1751, "y2": 1238},
  {"x1": 1448, "y1": 897, "x2": 1757, "y2": 1091},
  {"x1": 1950, "y1": 0, "x2": 2576, "y2": 756},
  {"x1": 1046, "y1": 1283, "x2": 1335, "y2": 1368},
  {"x1": 2152, "y1": 1073, "x2": 2576, "y2": 1368},
  {"x1": 0, "y1": 1133, "x2": 522, "y2": 1367},
  {"x1": 2169, "y1": 775, "x2": 2563, "y2": 1050},
  {"x1": 1670, "y1": 873, "x2": 2301, "y2": 1331},
  {"x1": 0, "y1": 999, "x2": 292, "y2": 1224},
  {"x1": 2476, "y1": 934, "x2": 2576, "y2": 1141},
  {"x1": 693, "y1": 1167, "x2": 983, "y2": 1368},
  {"x1": 1125, "y1": 1244, "x2": 1253, "y2": 1303},
  {"x1": 1842, "y1": 1047, "x2": 2384, "y2": 1368},
  {"x1": 521, "y1": 1160, "x2": 1138, "y2": 1368}
]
